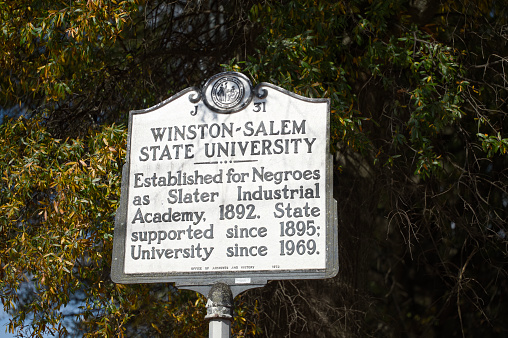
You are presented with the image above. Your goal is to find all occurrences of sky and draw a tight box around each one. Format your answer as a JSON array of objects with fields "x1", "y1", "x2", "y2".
[
  {"x1": 0, "y1": 311, "x2": 16, "y2": 338},
  {"x1": 0, "y1": 304, "x2": 76, "y2": 337}
]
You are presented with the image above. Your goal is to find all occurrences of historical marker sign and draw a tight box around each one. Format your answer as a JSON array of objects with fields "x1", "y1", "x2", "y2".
[{"x1": 112, "y1": 72, "x2": 338, "y2": 288}]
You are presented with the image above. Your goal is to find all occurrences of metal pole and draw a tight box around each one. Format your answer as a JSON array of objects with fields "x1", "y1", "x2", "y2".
[{"x1": 205, "y1": 282, "x2": 233, "y2": 338}]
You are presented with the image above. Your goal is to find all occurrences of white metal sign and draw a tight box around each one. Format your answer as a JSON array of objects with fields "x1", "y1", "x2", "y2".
[{"x1": 112, "y1": 72, "x2": 338, "y2": 287}]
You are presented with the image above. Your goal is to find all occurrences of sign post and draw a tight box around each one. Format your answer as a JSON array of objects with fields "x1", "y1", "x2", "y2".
[
  {"x1": 111, "y1": 72, "x2": 338, "y2": 335},
  {"x1": 205, "y1": 282, "x2": 233, "y2": 338}
]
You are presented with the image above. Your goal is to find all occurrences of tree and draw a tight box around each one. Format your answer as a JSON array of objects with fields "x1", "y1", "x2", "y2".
[
  {"x1": 0, "y1": 0, "x2": 507, "y2": 337},
  {"x1": 0, "y1": 1, "x2": 260, "y2": 336},
  {"x1": 0, "y1": 0, "x2": 256, "y2": 135},
  {"x1": 230, "y1": 0, "x2": 508, "y2": 336}
]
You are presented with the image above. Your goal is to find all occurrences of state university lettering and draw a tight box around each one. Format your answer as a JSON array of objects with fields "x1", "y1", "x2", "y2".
[{"x1": 138, "y1": 139, "x2": 316, "y2": 160}]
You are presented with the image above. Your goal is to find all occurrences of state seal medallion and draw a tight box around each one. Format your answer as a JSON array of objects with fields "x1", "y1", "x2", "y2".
[
  {"x1": 211, "y1": 76, "x2": 244, "y2": 109},
  {"x1": 202, "y1": 72, "x2": 253, "y2": 113}
]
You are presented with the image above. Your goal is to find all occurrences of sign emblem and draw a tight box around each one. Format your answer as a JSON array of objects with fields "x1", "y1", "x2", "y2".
[
  {"x1": 211, "y1": 76, "x2": 244, "y2": 109},
  {"x1": 202, "y1": 72, "x2": 253, "y2": 113}
]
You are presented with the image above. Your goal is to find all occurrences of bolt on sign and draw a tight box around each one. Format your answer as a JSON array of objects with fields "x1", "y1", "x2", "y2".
[{"x1": 112, "y1": 72, "x2": 338, "y2": 292}]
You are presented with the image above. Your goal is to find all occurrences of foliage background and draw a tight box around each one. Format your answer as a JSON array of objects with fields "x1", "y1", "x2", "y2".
[{"x1": 0, "y1": 0, "x2": 506, "y2": 337}]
